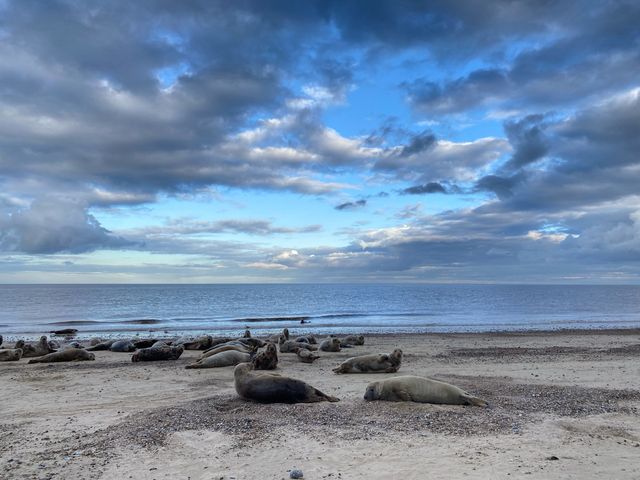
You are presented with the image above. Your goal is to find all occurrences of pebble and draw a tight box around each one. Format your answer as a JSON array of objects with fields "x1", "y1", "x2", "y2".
[{"x1": 289, "y1": 469, "x2": 304, "y2": 479}]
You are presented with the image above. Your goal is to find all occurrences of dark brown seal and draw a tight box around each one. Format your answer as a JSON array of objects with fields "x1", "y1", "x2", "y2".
[
  {"x1": 252, "y1": 343, "x2": 278, "y2": 370},
  {"x1": 234, "y1": 362, "x2": 339, "y2": 404},
  {"x1": 28, "y1": 348, "x2": 95, "y2": 364},
  {"x1": 132, "y1": 345, "x2": 184, "y2": 362}
]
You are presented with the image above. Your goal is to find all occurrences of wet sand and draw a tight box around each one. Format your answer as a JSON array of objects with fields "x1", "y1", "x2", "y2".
[{"x1": 1, "y1": 329, "x2": 639, "y2": 479}]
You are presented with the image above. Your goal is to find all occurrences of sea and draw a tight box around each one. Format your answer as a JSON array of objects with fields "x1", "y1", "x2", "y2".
[{"x1": 1, "y1": 284, "x2": 639, "y2": 339}]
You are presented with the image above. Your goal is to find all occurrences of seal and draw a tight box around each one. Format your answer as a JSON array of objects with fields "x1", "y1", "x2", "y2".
[
  {"x1": 0, "y1": 334, "x2": 3, "y2": 347},
  {"x1": 0, "y1": 348, "x2": 23, "y2": 361},
  {"x1": 234, "y1": 362, "x2": 339, "y2": 404},
  {"x1": 86, "y1": 339, "x2": 116, "y2": 351},
  {"x1": 110, "y1": 340, "x2": 136, "y2": 352},
  {"x1": 332, "y1": 349, "x2": 403, "y2": 374},
  {"x1": 252, "y1": 343, "x2": 278, "y2": 370},
  {"x1": 49, "y1": 329, "x2": 78, "y2": 336},
  {"x1": 279, "y1": 339, "x2": 318, "y2": 353},
  {"x1": 18, "y1": 336, "x2": 57, "y2": 357},
  {"x1": 132, "y1": 345, "x2": 184, "y2": 362},
  {"x1": 185, "y1": 350, "x2": 252, "y2": 369},
  {"x1": 363, "y1": 375, "x2": 488, "y2": 407},
  {"x1": 133, "y1": 339, "x2": 157, "y2": 349},
  {"x1": 28, "y1": 348, "x2": 95, "y2": 364},
  {"x1": 294, "y1": 336, "x2": 318, "y2": 344},
  {"x1": 267, "y1": 328, "x2": 289, "y2": 343},
  {"x1": 244, "y1": 329, "x2": 252, "y2": 338},
  {"x1": 175, "y1": 335, "x2": 213, "y2": 350},
  {"x1": 340, "y1": 335, "x2": 365, "y2": 347},
  {"x1": 199, "y1": 343, "x2": 254, "y2": 360},
  {"x1": 295, "y1": 347, "x2": 319, "y2": 364},
  {"x1": 319, "y1": 337, "x2": 341, "y2": 352}
]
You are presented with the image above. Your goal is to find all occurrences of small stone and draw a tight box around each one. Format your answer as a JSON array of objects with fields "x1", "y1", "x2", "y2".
[
  {"x1": 290, "y1": 469, "x2": 304, "y2": 479},
  {"x1": 546, "y1": 456, "x2": 559, "y2": 461}
]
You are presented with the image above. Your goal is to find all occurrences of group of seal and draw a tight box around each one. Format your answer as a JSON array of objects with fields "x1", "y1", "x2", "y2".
[{"x1": 1, "y1": 328, "x2": 487, "y2": 408}]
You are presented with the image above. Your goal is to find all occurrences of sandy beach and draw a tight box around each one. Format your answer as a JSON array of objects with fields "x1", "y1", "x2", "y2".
[{"x1": 1, "y1": 329, "x2": 639, "y2": 479}]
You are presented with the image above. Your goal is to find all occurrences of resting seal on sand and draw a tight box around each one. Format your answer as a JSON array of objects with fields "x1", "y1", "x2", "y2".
[
  {"x1": 175, "y1": 335, "x2": 213, "y2": 350},
  {"x1": 252, "y1": 343, "x2": 278, "y2": 370},
  {"x1": 110, "y1": 340, "x2": 136, "y2": 352},
  {"x1": 86, "y1": 340, "x2": 116, "y2": 351},
  {"x1": 199, "y1": 343, "x2": 254, "y2": 360},
  {"x1": 319, "y1": 337, "x2": 341, "y2": 352},
  {"x1": 132, "y1": 339, "x2": 157, "y2": 349},
  {"x1": 340, "y1": 335, "x2": 365, "y2": 347},
  {"x1": 332, "y1": 349, "x2": 403, "y2": 374},
  {"x1": 279, "y1": 339, "x2": 318, "y2": 353},
  {"x1": 49, "y1": 329, "x2": 78, "y2": 336},
  {"x1": 267, "y1": 328, "x2": 289, "y2": 343},
  {"x1": 186, "y1": 350, "x2": 252, "y2": 369},
  {"x1": 294, "y1": 336, "x2": 318, "y2": 344},
  {"x1": 295, "y1": 347, "x2": 319, "y2": 364},
  {"x1": 17, "y1": 336, "x2": 56, "y2": 357},
  {"x1": 364, "y1": 375, "x2": 488, "y2": 407},
  {"x1": 234, "y1": 362, "x2": 339, "y2": 404},
  {"x1": 132, "y1": 345, "x2": 184, "y2": 362},
  {"x1": 0, "y1": 348, "x2": 23, "y2": 361},
  {"x1": 28, "y1": 348, "x2": 95, "y2": 364}
]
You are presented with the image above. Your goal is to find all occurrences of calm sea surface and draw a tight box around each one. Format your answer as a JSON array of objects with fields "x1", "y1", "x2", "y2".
[{"x1": 1, "y1": 284, "x2": 639, "y2": 339}]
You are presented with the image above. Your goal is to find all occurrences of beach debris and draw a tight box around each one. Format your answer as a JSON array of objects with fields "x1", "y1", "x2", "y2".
[{"x1": 289, "y1": 469, "x2": 304, "y2": 478}]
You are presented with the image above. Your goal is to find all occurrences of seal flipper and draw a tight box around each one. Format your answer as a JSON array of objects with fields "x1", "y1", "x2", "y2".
[
  {"x1": 312, "y1": 387, "x2": 339, "y2": 402},
  {"x1": 462, "y1": 394, "x2": 488, "y2": 407}
]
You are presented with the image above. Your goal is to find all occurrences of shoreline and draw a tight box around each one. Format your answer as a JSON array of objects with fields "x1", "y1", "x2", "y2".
[{"x1": 2, "y1": 329, "x2": 639, "y2": 479}]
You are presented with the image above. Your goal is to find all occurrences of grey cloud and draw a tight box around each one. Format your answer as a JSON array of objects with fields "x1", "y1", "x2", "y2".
[
  {"x1": 335, "y1": 199, "x2": 367, "y2": 211},
  {"x1": 0, "y1": 198, "x2": 134, "y2": 254},
  {"x1": 399, "y1": 131, "x2": 436, "y2": 157},
  {"x1": 401, "y1": 182, "x2": 447, "y2": 195}
]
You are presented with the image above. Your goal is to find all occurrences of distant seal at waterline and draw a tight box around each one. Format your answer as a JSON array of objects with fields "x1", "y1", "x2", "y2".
[
  {"x1": 185, "y1": 350, "x2": 252, "y2": 369},
  {"x1": 252, "y1": 343, "x2": 278, "y2": 370},
  {"x1": 364, "y1": 375, "x2": 488, "y2": 407},
  {"x1": 0, "y1": 348, "x2": 23, "y2": 361},
  {"x1": 132, "y1": 345, "x2": 184, "y2": 362},
  {"x1": 234, "y1": 362, "x2": 339, "y2": 404},
  {"x1": 49, "y1": 328, "x2": 78, "y2": 336},
  {"x1": 319, "y1": 337, "x2": 341, "y2": 352},
  {"x1": 28, "y1": 348, "x2": 95, "y2": 364},
  {"x1": 333, "y1": 349, "x2": 403, "y2": 374}
]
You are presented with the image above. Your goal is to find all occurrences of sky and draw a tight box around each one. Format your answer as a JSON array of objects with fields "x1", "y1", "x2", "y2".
[{"x1": 0, "y1": 0, "x2": 639, "y2": 284}]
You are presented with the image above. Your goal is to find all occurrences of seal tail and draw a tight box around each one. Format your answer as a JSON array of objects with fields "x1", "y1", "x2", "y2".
[{"x1": 464, "y1": 395, "x2": 488, "y2": 408}]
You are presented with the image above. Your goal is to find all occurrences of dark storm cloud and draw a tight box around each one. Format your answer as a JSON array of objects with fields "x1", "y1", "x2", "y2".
[
  {"x1": 401, "y1": 183, "x2": 447, "y2": 195},
  {"x1": 335, "y1": 199, "x2": 367, "y2": 211},
  {"x1": 0, "y1": 198, "x2": 134, "y2": 254},
  {"x1": 399, "y1": 131, "x2": 437, "y2": 157},
  {"x1": 405, "y1": 2, "x2": 640, "y2": 114}
]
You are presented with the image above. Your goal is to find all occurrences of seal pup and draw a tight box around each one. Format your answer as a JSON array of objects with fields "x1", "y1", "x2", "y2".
[
  {"x1": 279, "y1": 339, "x2": 318, "y2": 353},
  {"x1": 333, "y1": 349, "x2": 403, "y2": 374},
  {"x1": 110, "y1": 340, "x2": 136, "y2": 352},
  {"x1": 319, "y1": 337, "x2": 341, "y2": 352},
  {"x1": 234, "y1": 362, "x2": 339, "y2": 404},
  {"x1": 87, "y1": 339, "x2": 116, "y2": 351},
  {"x1": 0, "y1": 348, "x2": 22, "y2": 361},
  {"x1": 185, "y1": 350, "x2": 252, "y2": 369},
  {"x1": 340, "y1": 335, "x2": 365, "y2": 347},
  {"x1": 28, "y1": 348, "x2": 95, "y2": 364},
  {"x1": 363, "y1": 375, "x2": 488, "y2": 407},
  {"x1": 19, "y1": 336, "x2": 56, "y2": 357},
  {"x1": 252, "y1": 343, "x2": 278, "y2": 370},
  {"x1": 295, "y1": 347, "x2": 320, "y2": 364},
  {"x1": 132, "y1": 345, "x2": 184, "y2": 362}
]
